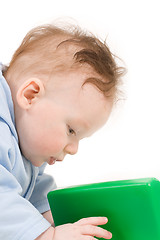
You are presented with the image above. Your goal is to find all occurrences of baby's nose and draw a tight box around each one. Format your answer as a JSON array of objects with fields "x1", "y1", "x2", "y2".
[{"x1": 65, "y1": 141, "x2": 79, "y2": 155}]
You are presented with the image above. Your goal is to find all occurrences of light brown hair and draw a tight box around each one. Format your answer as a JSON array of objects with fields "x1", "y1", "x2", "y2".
[{"x1": 4, "y1": 24, "x2": 125, "y2": 100}]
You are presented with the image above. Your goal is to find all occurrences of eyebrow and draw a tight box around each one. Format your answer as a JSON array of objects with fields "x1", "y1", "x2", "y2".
[{"x1": 76, "y1": 117, "x2": 90, "y2": 129}]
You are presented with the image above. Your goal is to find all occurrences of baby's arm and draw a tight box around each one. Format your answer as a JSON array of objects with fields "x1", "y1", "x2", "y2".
[
  {"x1": 43, "y1": 210, "x2": 54, "y2": 225},
  {"x1": 35, "y1": 227, "x2": 54, "y2": 240},
  {"x1": 36, "y1": 217, "x2": 112, "y2": 240}
]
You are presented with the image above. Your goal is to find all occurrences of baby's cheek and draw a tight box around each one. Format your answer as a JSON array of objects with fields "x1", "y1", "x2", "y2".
[
  {"x1": 47, "y1": 134, "x2": 66, "y2": 154},
  {"x1": 35, "y1": 131, "x2": 66, "y2": 155}
]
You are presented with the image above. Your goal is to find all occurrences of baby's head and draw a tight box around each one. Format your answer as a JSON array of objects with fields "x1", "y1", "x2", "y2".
[{"x1": 4, "y1": 24, "x2": 124, "y2": 167}]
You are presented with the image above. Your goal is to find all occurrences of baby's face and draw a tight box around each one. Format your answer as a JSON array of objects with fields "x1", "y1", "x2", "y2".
[{"x1": 16, "y1": 70, "x2": 113, "y2": 167}]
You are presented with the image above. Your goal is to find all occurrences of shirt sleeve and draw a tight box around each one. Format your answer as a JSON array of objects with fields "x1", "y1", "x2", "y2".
[
  {"x1": 0, "y1": 125, "x2": 51, "y2": 240},
  {"x1": 29, "y1": 163, "x2": 57, "y2": 214},
  {"x1": 0, "y1": 164, "x2": 51, "y2": 240}
]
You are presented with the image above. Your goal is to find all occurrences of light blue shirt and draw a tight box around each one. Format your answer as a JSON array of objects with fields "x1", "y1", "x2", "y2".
[{"x1": 0, "y1": 65, "x2": 57, "y2": 240}]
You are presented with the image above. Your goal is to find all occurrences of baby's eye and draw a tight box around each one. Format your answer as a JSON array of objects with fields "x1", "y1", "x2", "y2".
[{"x1": 68, "y1": 125, "x2": 76, "y2": 136}]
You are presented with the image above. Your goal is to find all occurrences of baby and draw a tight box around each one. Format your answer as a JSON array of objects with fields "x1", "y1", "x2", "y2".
[{"x1": 0, "y1": 23, "x2": 124, "y2": 240}]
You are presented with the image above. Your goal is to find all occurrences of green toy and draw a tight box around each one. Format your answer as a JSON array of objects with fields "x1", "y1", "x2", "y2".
[{"x1": 47, "y1": 178, "x2": 160, "y2": 240}]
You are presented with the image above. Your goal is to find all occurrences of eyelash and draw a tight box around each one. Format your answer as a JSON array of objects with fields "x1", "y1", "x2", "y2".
[{"x1": 68, "y1": 125, "x2": 76, "y2": 136}]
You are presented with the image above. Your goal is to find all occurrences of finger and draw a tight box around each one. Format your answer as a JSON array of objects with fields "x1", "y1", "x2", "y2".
[
  {"x1": 75, "y1": 217, "x2": 108, "y2": 226},
  {"x1": 82, "y1": 225, "x2": 112, "y2": 239}
]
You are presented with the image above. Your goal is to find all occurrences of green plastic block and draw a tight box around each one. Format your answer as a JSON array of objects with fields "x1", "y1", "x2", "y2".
[{"x1": 47, "y1": 178, "x2": 160, "y2": 240}]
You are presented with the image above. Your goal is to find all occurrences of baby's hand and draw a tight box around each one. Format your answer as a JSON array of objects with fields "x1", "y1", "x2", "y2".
[{"x1": 53, "y1": 217, "x2": 112, "y2": 239}]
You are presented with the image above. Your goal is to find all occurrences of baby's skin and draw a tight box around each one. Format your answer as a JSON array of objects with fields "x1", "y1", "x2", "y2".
[{"x1": 36, "y1": 217, "x2": 112, "y2": 239}]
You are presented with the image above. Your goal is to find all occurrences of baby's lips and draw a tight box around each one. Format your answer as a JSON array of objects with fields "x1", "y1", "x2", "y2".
[{"x1": 48, "y1": 157, "x2": 57, "y2": 165}]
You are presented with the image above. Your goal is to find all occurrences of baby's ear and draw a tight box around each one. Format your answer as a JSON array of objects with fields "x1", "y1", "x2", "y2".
[{"x1": 16, "y1": 78, "x2": 45, "y2": 109}]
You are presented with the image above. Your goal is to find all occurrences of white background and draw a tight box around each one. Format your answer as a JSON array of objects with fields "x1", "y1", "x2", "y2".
[{"x1": 0, "y1": 0, "x2": 160, "y2": 187}]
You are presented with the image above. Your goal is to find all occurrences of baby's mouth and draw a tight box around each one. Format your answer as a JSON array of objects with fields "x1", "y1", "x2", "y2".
[{"x1": 48, "y1": 157, "x2": 57, "y2": 165}]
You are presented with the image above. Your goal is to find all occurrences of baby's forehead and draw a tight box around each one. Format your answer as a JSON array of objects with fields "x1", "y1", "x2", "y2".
[
  {"x1": 46, "y1": 66, "x2": 102, "y2": 93},
  {"x1": 47, "y1": 68, "x2": 109, "y2": 113}
]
